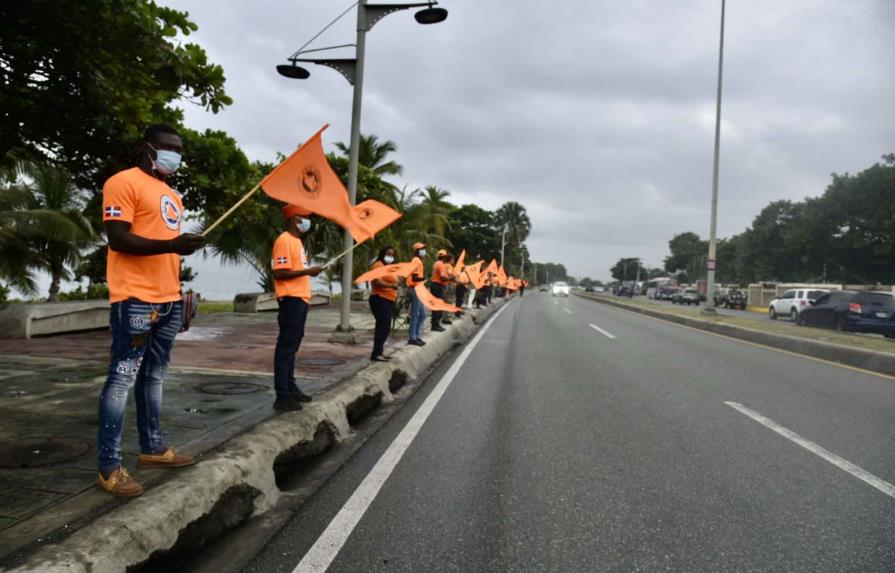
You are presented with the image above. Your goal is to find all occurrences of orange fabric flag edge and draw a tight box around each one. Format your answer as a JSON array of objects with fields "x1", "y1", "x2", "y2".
[
  {"x1": 354, "y1": 261, "x2": 416, "y2": 285},
  {"x1": 453, "y1": 249, "x2": 466, "y2": 273},
  {"x1": 260, "y1": 124, "x2": 372, "y2": 243},
  {"x1": 354, "y1": 200, "x2": 401, "y2": 239},
  {"x1": 414, "y1": 283, "x2": 461, "y2": 313}
]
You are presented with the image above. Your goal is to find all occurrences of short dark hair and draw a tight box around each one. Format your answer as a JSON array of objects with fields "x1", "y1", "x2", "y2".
[
  {"x1": 143, "y1": 124, "x2": 180, "y2": 143},
  {"x1": 375, "y1": 245, "x2": 395, "y2": 264}
]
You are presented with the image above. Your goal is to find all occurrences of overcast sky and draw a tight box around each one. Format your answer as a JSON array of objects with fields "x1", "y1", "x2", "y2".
[{"x1": 167, "y1": 0, "x2": 894, "y2": 284}]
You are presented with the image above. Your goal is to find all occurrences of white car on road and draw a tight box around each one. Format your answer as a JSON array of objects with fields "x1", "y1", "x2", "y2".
[
  {"x1": 552, "y1": 281, "x2": 570, "y2": 297},
  {"x1": 769, "y1": 288, "x2": 830, "y2": 320}
]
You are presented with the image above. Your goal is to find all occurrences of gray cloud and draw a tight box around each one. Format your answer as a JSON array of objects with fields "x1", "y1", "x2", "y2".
[{"x1": 170, "y1": 0, "x2": 895, "y2": 282}]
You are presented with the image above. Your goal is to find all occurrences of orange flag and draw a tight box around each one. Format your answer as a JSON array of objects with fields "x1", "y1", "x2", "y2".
[
  {"x1": 261, "y1": 125, "x2": 371, "y2": 242},
  {"x1": 354, "y1": 261, "x2": 416, "y2": 285},
  {"x1": 414, "y1": 284, "x2": 461, "y2": 313},
  {"x1": 353, "y1": 199, "x2": 401, "y2": 239},
  {"x1": 496, "y1": 265, "x2": 508, "y2": 286},
  {"x1": 454, "y1": 249, "x2": 466, "y2": 273},
  {"x1": 485, "y1": 259, "x2": 499, "y2": 276}
]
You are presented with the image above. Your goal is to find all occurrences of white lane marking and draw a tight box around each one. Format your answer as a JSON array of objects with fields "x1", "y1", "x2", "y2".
[
  {"x1": 293, "y1": 302, "x2": 515, "y2": 573},
  {"x1": 563, "y1": 308, "x2": 572, "y2": 314},
  {"x1": 725, "y1": 401, "x2": 895, "y2": 500},
  {"x1": 588, "y1": 323, "x2": 616, "y2": 339}
]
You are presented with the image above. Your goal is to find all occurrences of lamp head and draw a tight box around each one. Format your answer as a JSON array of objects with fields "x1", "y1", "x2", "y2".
[
  {"x1": 415, "y1": 6, "x2": 448, "y2": 24},
  {"x1": 277, "y1": 63, "x2": 311, "y2": 79}
]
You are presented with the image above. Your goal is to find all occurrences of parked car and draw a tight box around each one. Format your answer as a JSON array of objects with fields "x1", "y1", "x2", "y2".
[
  {"x1": 769, "y1": 288, "x2": 830, "y2": 320},
  {"x1": 715, "y1": 288, "x2": 747, "y2": 310},
  {"x1": 584, "y1": 286, "x2": 595, "y2": 293},
  {"x1": 797, "y1": 291, "x2": 895, "y2": 337},
  {"x1": 539, "y1": 284, "x2": 548, "y2": 292},
  {"x1": 672, "y1": 288, "x2": 700, "y2": 305},
  {"x1": 552, "y1": 281, "x2": 570, "y2": 297}
]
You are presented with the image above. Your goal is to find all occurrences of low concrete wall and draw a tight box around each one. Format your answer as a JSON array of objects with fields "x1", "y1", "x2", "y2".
[
  {"x1": 0, "y1": 301, "x2": 109, "y2": 339},
  {"x1": 8, "y1": 298, "x2": 510, "y2": 573},
  {"x1": 576, "y1": 293, "x2": 895, "y2": 377},
  {"x1": 234, "y1": 291, "x2": 331, "y2": 313}
]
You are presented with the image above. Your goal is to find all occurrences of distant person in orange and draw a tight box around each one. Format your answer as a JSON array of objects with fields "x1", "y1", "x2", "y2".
[
  {"x1": 368, "y1": 246, "x2": 398, "y2": 362},
  {"x1": 271, "y1": 205, "x2": 324, "y2": 412},
  {"x1": 97, "y1": 124, "x2": 206, "y2": 497},
  {"x1": 453, "y1": 258, "x2": 469, "y2": 317},
  {"x1": 406, "y1": 242, "x2": 427, "y2": 346},
  {"x1": 430, "y1": 249, "x2": 454, "y2": 331}
]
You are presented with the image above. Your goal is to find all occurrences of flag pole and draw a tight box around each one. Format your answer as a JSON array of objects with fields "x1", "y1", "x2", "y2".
[
  {"x1": 201, "y1": 124, "x2": 330, "y2": 237},
  {"x1": 201, "y1": 182, "x2": 263, "y2": 236},
  {"x1": 324, "y1": 242, "x2": 359, "y2": 268}
]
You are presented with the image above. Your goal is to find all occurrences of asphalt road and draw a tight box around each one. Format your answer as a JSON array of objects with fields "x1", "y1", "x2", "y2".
[{"x1": 242, "y1": 292, "x2": 895, "y2": 573}]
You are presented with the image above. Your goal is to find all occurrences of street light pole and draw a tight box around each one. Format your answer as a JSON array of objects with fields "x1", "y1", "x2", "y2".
[
  {"x1": 704, "y1": 0, "x2": 726, "y2": 314},
  {"x1": 337, "y1": 0, "x2": 370, "y2": 332},
  {"x1": 500, "y1": 225, "x2": 508, "y2": 268}
]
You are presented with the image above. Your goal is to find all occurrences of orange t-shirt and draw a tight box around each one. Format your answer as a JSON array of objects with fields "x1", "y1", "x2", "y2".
[
  {"x1": 431, "y1": 260, "x2": 451, "y2": 285},
  {"x1": 369, "y1": 260, "x2": 398, "y2": 302},
  {"x1": 102, "y1": 167, "x2": 183, "y2": 303},
  {"x1": 405, "y1": 256, "x2": 425, "y2": 287},
  {"x1": 272, "y1": 231, "x2": 311, "y2": 302}
]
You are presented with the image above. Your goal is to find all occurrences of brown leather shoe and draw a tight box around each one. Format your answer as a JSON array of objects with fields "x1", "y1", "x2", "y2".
[
  {"x1": 137, "y1": 448, "x2": 194, "y2": 469},
  {"x1": 97, "y1": 467, "x2": 144, "y2": 497}
]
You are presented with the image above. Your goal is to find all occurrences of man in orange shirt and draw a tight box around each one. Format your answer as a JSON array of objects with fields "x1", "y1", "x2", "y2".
[
  {"x1": 430, "y1": 249, "x2": 455, "y2": 332},
  {"x1": 97, "y1": 124, "x2": 206, "y2": 497},
  {"x1": 368, "y1": 245, "x2": 399, "y2": 361},
  {"x1": 271, "y1": 204, "x2": 324, "y2": 411},
  {"x1": 405, "y1": 242, "x2": 427, "y2": 346}
]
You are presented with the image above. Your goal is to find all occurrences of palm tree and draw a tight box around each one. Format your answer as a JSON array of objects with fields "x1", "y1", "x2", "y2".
[
  {"x1": 0, "y1": 161, "x2": 95, "y2": 299},
  {"x1": 495, "y1": 201, "x2": 531, "y2": 275},
  {"x1": 417, "y1": 185, "x2": 452, "y2": 239},
  {"x1": 335, "y1": 134, "x2": 403, "y2": 178}
]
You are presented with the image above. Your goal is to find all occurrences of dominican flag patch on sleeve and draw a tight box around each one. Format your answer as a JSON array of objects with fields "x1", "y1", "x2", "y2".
[
  {"x1": 276, "y1": 256, "x2": 289, "y2": 265},
  {"x1": 104, "y1": 206, "x2": 123, "y2": 218}
]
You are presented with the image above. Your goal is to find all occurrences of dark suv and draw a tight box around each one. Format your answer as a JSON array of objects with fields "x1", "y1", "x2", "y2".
[
  {"x1": 797, "y1": 291, "x2": 895, "y2": 337},
  {"x1": 714, "y1": 288, "x2": 747, "y2": 310}
]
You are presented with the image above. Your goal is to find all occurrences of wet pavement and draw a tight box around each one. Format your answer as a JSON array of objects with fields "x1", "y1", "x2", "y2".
[{"x1": 0, "y1": 302, "x2": 399, "y2": 564}]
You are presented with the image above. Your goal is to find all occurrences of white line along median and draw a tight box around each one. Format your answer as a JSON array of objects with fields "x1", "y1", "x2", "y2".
[
  {"x1": 292, "y1": 301, "x2": 515, "y2": 573},
  {"x1": 563, "y1": 308, "x2": 572, "y2": 314},
  {"x1": 725, "y1": 401, "x2": 895, "y2": 500},
  {"x1": 589, "y1": 323, "x2": 616, "y2": 339}
]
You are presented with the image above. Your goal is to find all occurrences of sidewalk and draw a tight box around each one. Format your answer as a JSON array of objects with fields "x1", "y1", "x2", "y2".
[{"x1": 0, "y1": 301, "x2": 393, "y2": 565}]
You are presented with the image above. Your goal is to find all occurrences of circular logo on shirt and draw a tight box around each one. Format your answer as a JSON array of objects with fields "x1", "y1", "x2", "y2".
[
  {"x1": 160, "y1": 195, "x2": 181, "y2": 231},
  {"x1": 300, "y1": 165, "x2": 321, "y2": 198}
]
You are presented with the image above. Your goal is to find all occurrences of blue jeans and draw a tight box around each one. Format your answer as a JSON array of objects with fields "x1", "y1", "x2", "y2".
[
  {"x1": 97, "y1": 299, "x2": 182, "y2": 472},
  {"x1": 407, "y1": 287, "x2": 426, "y2": 341},
  {"x1": 274, "y1": 296, "x2": 309, "y2": 397}
]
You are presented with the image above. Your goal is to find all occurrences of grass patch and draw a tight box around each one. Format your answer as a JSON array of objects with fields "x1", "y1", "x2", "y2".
[
  {"x1": 578, "y1": 294, "x2": 895, "y2": 355},
  {"x1": 200, "y1": 301, "x2": 234, "y2": 313}
]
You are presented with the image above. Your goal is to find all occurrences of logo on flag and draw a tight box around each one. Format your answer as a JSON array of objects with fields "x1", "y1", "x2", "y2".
[
  {"x1": 357, "y1": 206, "x2": 373, "y2": 220},
  {"x1": 105, "y1": 206, "x2": 123, "y2": 218},
  {"x1": 300, "y1": 165, "x2": 321, "y2": 198},
  {"x1": 276, "y1": 256, "x2": 289, "y2": 265}
]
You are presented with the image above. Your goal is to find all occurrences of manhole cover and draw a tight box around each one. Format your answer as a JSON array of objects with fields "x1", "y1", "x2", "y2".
[
  {"x1": 0, "y1": 438, "x2": 90, "y2": 469},
  {"x1": 197, "y1": 381, "x2": 268, "y2": 395},
  {"x1": 297, "y1": 358, "x2": 344, "y2": 367}
]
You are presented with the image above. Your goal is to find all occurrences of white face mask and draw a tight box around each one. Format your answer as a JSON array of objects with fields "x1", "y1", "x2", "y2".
[
  {"x1": 384, "y1": 255, "x2": 395, "y2": 264},
  {"x1": 148, "y1": 143, "x2": 182, "y2": 175},
  {"x1": 297, "y1": 218, "x2": 311, "y2": 233},
  {"x1": 418, "y1": 249, "x2": 427, "y2": 257}
]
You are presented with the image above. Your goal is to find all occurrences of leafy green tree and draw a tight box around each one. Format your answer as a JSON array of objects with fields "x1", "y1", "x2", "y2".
[
  {"x1": 0, "y1": 163, "x2": 95, "y2": 295},
  {"x1": 445, "y1": 204, "x2": 500, "y2": 262},
  {"x1": 495, "y1": 201, "x2": 531, "y2": 276},
  {"x1": 334, "y1": 134, "x2": 403, "y2": 179},
  {"x1": 1, "y1": 0, "x2": 231, "y2": 188},
  {"x1": 610, "y1": 258, "x2": 642, "y2": 282},
  {"x1": 663, "y1": 232, "x2": 707, "y2": 276}
]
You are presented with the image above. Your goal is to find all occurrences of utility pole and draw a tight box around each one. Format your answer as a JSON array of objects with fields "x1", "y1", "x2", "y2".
[{"x1": 704, "y1": 0, "x2": 726, "y2": 314}]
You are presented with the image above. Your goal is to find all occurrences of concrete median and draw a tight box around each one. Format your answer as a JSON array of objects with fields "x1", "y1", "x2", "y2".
[
  {"x1": 2, "y1": 299, "x2": 510, "y2": 573},
  {"x1": 576, "y1": 293, "x2": 895, "y2": 378}
]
